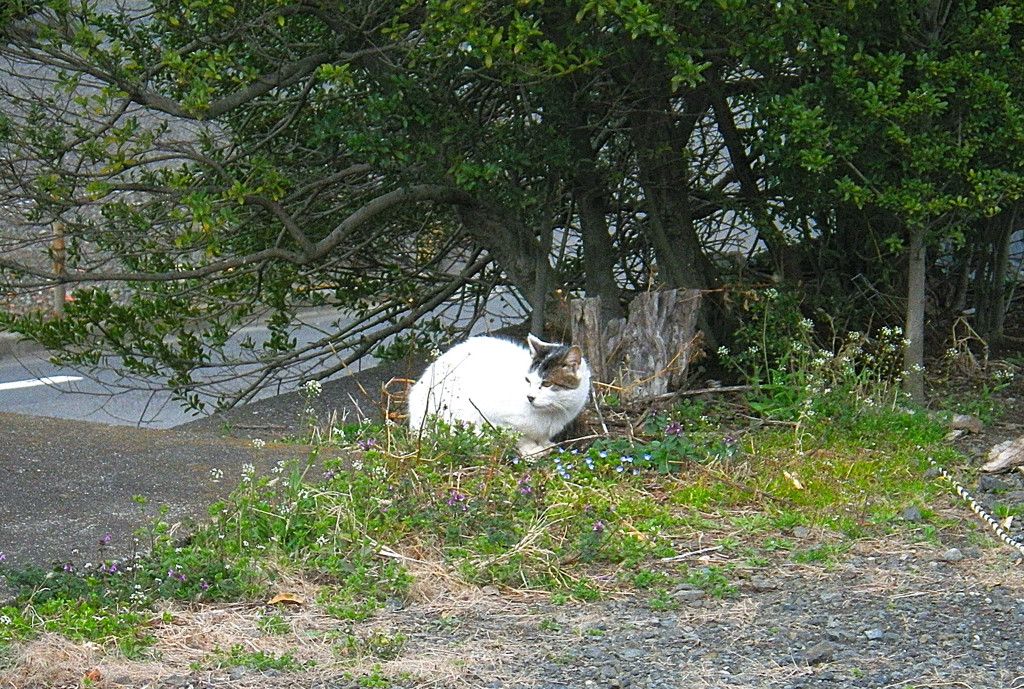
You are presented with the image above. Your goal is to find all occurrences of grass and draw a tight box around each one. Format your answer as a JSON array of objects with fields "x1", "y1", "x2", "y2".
[{"x1": 0, "y1": 299, "x2": 1020, "y2": 686}]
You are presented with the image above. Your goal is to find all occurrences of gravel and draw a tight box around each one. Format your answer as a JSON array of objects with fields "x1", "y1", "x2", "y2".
[
  {"x1": 8, "y1": 340, "x2": 1024, "y2": 689},
  {"x1": 135, "y1": 540, "x2": 1024, "y2": 689},
  {"x1": 151, "y1": 369, "x2": 1024, "y2": 689}
]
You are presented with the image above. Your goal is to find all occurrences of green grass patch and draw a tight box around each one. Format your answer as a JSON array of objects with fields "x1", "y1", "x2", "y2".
[{"x1": 0, "y1": 351, "x2": 996, "y2": 660}]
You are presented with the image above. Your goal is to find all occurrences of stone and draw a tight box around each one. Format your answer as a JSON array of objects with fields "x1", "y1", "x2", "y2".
[
  {"x1": 951, "y1": 414, "x2": 984, "y2": 434},
  {"x1": 672, "y1": 588, "x2": 706, "y2": 603},
  {"x1": 803, "y1": 641, "x2": 835, "y2": 665},
  {"x1": 901, "y1": 506, "x2": 923, "y2": 522},
  {"x1": 978, "y1": 475, "x2": 1012, "y2": 493},
  {"x1": 984, "y1": 435, "x2": 1024, "y2": 473},
  {"x1": 940, "y1": 547, "x2": 964, "y2": 563},
  {"x1": 864, "y1": 629, "x2": 884, "y2": 640}
]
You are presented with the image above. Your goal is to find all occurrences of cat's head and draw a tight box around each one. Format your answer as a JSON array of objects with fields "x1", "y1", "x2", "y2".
[{"x1": 524, "y1": 334, "x2": 589, "y2": 410}]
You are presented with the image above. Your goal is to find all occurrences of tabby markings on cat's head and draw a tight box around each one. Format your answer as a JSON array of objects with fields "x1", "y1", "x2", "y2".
[{"x1": 525, "y1": 334, "x2": 585, "y2": 406}]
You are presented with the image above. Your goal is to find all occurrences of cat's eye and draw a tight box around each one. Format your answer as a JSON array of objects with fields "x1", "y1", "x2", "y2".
[{"x1": 541, "y1": 380, "x2": 553, "y2": 388}]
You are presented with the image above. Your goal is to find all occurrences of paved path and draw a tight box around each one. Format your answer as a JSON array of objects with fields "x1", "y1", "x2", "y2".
[
  {"x1": 0, "y1": 354, "x2": 426, "y2": 579},
  {"x1": 0, "y1": 412, "x2": 311, "y2": 571}
]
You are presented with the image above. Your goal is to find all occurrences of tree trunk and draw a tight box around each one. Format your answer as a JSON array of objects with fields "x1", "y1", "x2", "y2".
[
  {"x1": 530, "y1": 223, "x2": 554, "y2": 336},
  {"x1": 568, "y1": 112, "x2": 625, "y2": 322},
  {"x1": 626, "y1": 62, "x2": 716, "y2": 292},
  {"x1": 570, "y1": 288, "x2": 702, "y2": 400},
  {"x1": 456, "y1": 196, "x2": 545, "y2": 311},
  {"x1": 903, "y1": 224, "x2": 926, "y2": 404},
  {"x1": 973, "y1": 206, "x2": 1017, "y2": 343}
]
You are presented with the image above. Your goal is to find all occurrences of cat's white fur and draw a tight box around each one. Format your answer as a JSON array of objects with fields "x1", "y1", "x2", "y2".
[{"x1": 407, "y1": 334, "x2": 590, "y2": 455}]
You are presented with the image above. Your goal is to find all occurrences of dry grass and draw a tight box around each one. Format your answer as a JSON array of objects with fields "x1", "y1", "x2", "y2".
[
  {"x1": 3, "y1": 532, "x2": 1024, "y2": 689},
  {"x1": 0, "y1": 558, "x2": 555, "y2": 689}
]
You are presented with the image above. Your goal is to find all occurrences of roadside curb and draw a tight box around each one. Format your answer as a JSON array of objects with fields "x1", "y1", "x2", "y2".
[{"x1": 0, "y1": 331, "x2": 45, "y2": 361}]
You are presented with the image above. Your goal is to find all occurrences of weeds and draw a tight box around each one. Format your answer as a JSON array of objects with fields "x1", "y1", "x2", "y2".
[{"x1": 0, "y1": 287, "x2": 1012, "y2": 686}]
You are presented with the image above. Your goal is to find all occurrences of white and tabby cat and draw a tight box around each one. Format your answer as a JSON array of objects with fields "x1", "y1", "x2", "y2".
[{"x1": 407, "y1": 334, "x2": 590, "y2": 456}]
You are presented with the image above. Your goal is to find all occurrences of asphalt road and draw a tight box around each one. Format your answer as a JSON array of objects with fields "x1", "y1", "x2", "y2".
[
  {"x1": 0, "y1": 308, "x2": 381, "y2": 428},
  {"x1": 0, "y1": 348, "x2": 426, "y2": 587}
]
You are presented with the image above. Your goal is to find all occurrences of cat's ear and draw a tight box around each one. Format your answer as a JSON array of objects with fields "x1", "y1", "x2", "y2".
[
  {"x1": 527, "y1": 333, "x2": 554, "y2": 358},
  {"x1": 562, "y1": 346, "x2": 582, "y2": 371}
]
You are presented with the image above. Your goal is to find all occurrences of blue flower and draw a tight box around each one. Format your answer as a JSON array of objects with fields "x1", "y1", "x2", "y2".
[{"x1": 615, "y1": 465, "x2": 624, "y2": 473}]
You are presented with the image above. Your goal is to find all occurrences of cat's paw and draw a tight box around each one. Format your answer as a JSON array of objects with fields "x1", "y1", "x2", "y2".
[{"x1": 516, "y1": 439, "x2": 553, "y2": 457}]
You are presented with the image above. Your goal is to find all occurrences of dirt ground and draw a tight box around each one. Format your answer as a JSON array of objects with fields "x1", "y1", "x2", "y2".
[{"x1": 4, "y1": 362, "x2": 1024, "y2": 689}]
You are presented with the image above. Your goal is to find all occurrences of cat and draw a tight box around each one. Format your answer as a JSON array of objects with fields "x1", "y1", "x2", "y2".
[{"x1": 407, "y1": 334, "x2": 591, "y2": 456}]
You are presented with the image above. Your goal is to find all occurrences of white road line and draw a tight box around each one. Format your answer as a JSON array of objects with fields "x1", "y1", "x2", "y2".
[{"x1": 0, "y1": 376, "x2": 83, "y2": 391}]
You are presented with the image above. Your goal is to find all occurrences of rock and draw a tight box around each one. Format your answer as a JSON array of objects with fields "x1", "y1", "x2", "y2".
[
  {"x1": 672, "y1": 588, "x2": 706, "y2": 603},
  {"x1": 864, "y1": 628, "x2": 884, "y2": 640},
  {"x1": 792, "y1": 526, "x2": 810, "y2": 539},
  {"x1": 748, "y1": 575, "x2": 780, "y2": 592},
  {"x1": 802, "y1": 641, "x2": 835, "y2": 665},
  {"x1": 901, "y1": 506, "x2": 922, "y2": 522},
  {"x1": 983, "y1": 435, "x2": 1024, "y2": 473},
  {"x1": 978, "y1": 474, "x2": 1012, "y2": 493},
  {"x1": 951, "y1": 414, "x2": 984, "y2": 434},
  {"x1": 940, "y1": 547, "x2": 964, "y2": 562}
]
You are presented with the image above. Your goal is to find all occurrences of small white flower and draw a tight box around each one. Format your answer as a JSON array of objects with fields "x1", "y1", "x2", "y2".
[
  {"x1": 209, "y1": 468, "x2": 224, "y2": 483},
  {"x1": 252, "y1": 438, "x2": 266, "y2": 450},
  {"x1": 303, "y1": 380, "x2": 323, "y2": 396}
]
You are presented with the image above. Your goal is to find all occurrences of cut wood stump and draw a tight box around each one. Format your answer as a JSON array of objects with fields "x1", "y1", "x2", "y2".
[
  {"x1": 983, "y1": 434, "x2": 1024, "y2": 473},
  {"x1": 569, "y1": 288, "x2": 701, "y2": 401}
]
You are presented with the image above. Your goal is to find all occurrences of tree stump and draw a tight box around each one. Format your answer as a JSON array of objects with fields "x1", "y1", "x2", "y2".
[{"x1": 569, "y1": 288, "x2": 701, "y2": 400}]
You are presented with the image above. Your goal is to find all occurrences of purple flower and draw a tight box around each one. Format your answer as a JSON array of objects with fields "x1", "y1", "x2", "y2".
[
  {"x1": 593, "y1": 520, "x2": 605, "y2": 533},
  {"x1": 357, "y1": 438, "x2": 377, "y2": 451},
  {"x1": 99, "y1": 534, "x2": 112, "y2": 546},
  {"x1": 665, "y1": 422, "x2": 685, "y2": 436},
  {"x1": 518, "y1": 475, "x2": 533, "y2": 495},
  {"x1": 0, "y1": 552, "x2": 6, "y2": 561},
  {"x1": 446, "y1": 491, "x2": 467, "y2": 510}
]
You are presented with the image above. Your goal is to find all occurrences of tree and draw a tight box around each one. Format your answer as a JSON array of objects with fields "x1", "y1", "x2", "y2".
[
  {"x1": 753, "y1": 0, "x2": 1024, "y2": 402},
  {"x1": 1, "y1": 0, "x2": 1021, "y2": 413}
]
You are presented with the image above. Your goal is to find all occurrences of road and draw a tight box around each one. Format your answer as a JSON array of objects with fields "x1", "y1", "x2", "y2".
[
  {"x1": 0, "y1": 295, "x2": 526, "y2": 428},
  {"x1": 0, "y1": 307, "x2": 368, "y2": 427}
]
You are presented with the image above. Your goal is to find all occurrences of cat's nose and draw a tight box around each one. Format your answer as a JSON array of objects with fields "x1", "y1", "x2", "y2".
[{"x1": 527, "y1": 395, "x2": 536, "y2": 404}]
